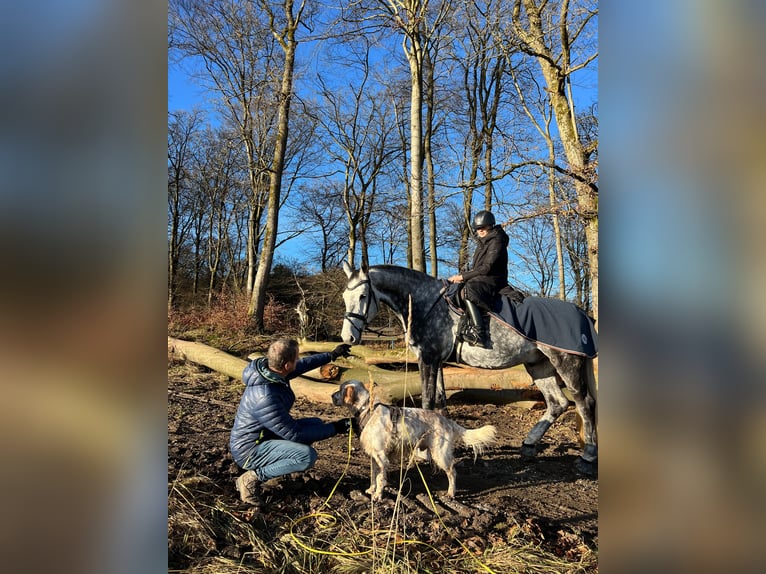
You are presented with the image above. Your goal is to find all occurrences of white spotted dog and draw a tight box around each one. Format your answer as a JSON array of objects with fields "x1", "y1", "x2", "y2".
[{"x1": 331, "y1": 379, "x2": 497, "y2": 501}]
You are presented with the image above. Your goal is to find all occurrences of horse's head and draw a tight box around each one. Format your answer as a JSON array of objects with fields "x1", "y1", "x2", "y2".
[{"x1": 341, "y1": 262, "x2": 380, "y2": 344}]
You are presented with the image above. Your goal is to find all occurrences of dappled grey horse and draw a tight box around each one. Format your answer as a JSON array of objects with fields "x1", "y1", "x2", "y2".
[{"x1": 341, "y1": 263, "x2": 598, "y2": 475}]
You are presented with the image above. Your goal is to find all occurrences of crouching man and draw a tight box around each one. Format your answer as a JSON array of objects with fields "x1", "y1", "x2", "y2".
[{"x1": 229, "y1": 338, "x2": 354, "y2": 505}]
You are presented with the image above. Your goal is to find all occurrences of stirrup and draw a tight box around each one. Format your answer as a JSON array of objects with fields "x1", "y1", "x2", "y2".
[{"x1": 462, "y1": 326, "x2": 487, "y2": 348}]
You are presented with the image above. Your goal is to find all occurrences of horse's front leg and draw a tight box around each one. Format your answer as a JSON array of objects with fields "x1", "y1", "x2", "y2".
[
  {"x1": 435, "y1": 365, "x2": 446, "y2": 413},
  {"x1": 419, "y1": 360, "x2": 446, "y2": 411},
  {"x1": 419, "y1": 359, "x2": 435, "y2": 410}
]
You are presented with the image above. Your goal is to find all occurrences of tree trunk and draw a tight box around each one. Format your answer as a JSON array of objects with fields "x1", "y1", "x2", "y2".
[
  {"x1": 548, "y1": 138, "x2": 566, "y2": 299},
  {"x1": 248, "y1": 3, "x2": 300, "y2": 331},
  {"x1": 513, "y1": 0, "x2": 598, "y2": 320},
  {"x1": 423, "y1": 47, "x2": 438, "y2": 277},
  {"x1": 168, "y1": 224, "x2": 178, "y2": 310},
  {"x1": 406, "y1": 36, "x2": 426, "y2": 272},
  {"x1": 169, "y1": 337, "x2": 543, "y2": 405}
]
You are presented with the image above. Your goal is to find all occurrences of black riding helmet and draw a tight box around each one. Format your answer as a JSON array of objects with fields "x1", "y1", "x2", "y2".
[{"x1": 472, "y1": 210, "x2": 495, "y2": 230}]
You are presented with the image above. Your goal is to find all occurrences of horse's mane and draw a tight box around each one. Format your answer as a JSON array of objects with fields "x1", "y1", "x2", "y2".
[
  {"x1": 365, "y1": 265, "x2": 443, "y2": 319},
  {"x1": 369, "y1": 264, "x2": 439, "y2": 284}
]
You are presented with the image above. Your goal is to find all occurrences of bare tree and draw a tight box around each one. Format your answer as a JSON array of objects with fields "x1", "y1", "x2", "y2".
[
  {"x1": 421, "y1": 38, "x2": 446, "y2": 276},
  {"x1": 560, "y1": 193, "x2": 590, "y2": 308},
  {"x1": 313, "y1": 42, "x2": 401, "y2": 269},
  {"x1": 170, "y1": 0, "x2": 278, "y2": 314},
  {"x1": 246, "y1": 0, "x2": 312, "y2": 332},
  {"x1": 368, "y1": 199, "x2": 409, "y2": 265},
  {"x1": 339, "y1": 0, "x2": 453, "y2": 271},
  {"x1": 196, "y1": 128, "x2": 242, "y2": 305},
  {"x1": 507, "y1": 0, "x2": 598, "y2": 318},
  {"x1": 296, "y1": 182, "x2": 347, "y2": 272},
  {"x1": 446, "y1": 0, "x2": 512, "y2": 271},
  {"x1": 168, "y1": 109, "x2": 204, "y2": 309},
  {"x1": 509, "y1": 213, "x2": 557, "y2": 296},
  {"x1": 504, "y1": 183, "x2": 559, "y2": 296},
  {"x1": 508, "y1": 63, "x2": 568, "y2": 299}
]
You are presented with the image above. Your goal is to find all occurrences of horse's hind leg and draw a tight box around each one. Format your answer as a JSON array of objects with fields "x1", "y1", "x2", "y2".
[
  {"x1": 543, "y1": 352, "x2": 598, "y2": 476},
  {"x1": 572, "y1": 359, "x2": 598, "y2": 475},
  {"x1": 436, "y1": 366, "x2": 446, "y2": 411},
  {"x1": 521, "y1": 364, "x2": 570, "y2": 458}
]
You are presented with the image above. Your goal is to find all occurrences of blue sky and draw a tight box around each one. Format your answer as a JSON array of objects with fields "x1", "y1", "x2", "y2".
[
  {"x1": 168, "y1": 67, "x2": 202, "y2": 112},
  {"x1": 168, "y1": 39, "x2": 597, "y2": 281}
]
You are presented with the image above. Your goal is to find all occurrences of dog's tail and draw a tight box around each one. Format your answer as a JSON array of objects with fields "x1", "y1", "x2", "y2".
[{"x1": 461, "y1": 425, "x2": 498, "y2": 461}]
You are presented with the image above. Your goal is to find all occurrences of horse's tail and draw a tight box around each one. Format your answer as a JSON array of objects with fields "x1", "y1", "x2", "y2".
[
  {"x1": 584, "y1": 358, "x2": 598, "y2": 441},
  {"x1": 462, "y1": 425, "x2": 498, "y2": 461}
]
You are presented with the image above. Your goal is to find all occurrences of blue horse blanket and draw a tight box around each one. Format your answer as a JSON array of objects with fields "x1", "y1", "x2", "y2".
[
  {"x1": 491, "y1": 295, "x2": 598, "y2": 358},
  {"x1": 444, "y1": 283, "x2": 598, "y2": 358}
]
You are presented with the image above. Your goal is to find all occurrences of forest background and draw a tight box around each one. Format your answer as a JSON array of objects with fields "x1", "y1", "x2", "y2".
[{"x1": 168, "y1": 0, "x2": 598, "y2": 337}]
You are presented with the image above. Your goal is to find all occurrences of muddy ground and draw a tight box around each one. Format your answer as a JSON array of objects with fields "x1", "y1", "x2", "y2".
[{"x1": 168, "y1": 359, "x2": 598, "y2": 572}]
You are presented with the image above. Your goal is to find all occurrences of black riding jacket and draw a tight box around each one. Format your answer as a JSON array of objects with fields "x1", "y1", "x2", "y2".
[{"x1": 462, "y1": 224, "x2": 509, "y2": 290}]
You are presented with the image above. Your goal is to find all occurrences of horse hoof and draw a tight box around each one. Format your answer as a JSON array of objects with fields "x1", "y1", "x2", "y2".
[
  {"x1": 520, "y1": 443, "x2": 537, "y2": 458},
  {"x1": 575, "y1": 456, "x2": 598, "y2": 477}
]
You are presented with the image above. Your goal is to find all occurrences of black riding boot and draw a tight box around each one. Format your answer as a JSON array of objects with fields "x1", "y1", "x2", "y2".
[{"x1": 463, "y1": 300, "x2": 488, "y2": 348}]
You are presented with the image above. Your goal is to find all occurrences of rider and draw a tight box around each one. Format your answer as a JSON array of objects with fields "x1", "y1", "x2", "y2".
[{"x1": 448, "y1": 210, "x2": 509, "y2": 348}]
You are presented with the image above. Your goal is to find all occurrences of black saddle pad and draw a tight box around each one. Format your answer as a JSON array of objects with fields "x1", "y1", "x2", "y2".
[{"x1": 491, "y1": 296, "x2": 598, "y2": 358}]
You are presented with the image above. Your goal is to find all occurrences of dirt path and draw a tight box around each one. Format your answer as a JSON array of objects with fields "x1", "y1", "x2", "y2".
[{"x1": 168, "y1": 362, "x2": 598, "y2": 571}]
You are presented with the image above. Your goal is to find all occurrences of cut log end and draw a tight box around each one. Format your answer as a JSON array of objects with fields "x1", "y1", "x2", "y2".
[{"x1": 319, "y1": 363, "x2": 340, "y2": 380}]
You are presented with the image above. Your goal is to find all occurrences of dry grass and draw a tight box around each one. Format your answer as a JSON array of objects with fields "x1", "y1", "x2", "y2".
[{"x1": 168, "y1": 471, "x2": 597, "y2": 574}]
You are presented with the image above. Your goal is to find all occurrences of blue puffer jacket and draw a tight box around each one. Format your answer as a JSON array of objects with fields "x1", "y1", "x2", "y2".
[{"x1": 229, "y1": 352, "x2": 337, "y2": 467}]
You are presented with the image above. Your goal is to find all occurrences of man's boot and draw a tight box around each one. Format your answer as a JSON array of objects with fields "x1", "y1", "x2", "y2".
[
  {"x1": 236, "y1": 470, "x2": 262, "y2": 507},
  {"x1": 463, "y1": 300, "x2": 488, "y2": 348}
]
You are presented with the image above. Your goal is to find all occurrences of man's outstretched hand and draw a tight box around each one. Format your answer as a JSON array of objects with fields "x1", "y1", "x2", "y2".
[
  {"x1": 332, "y1": 418, "x2": 359, "y2": 435},
  {"x1": 330, "y1": 343, "x2": 352, "y2": 361}
]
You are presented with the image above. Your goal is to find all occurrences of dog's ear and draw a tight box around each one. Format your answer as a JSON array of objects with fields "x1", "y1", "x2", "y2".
[{"x1": 343, "y1": 384, "x2": 356, "y2": 405}]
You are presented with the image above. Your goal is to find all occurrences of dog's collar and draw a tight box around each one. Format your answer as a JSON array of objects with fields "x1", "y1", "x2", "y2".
[
  {"x1": 356, "y1": 402, "x2": 384, "y2": 429},
  {"x1": 356, "y1": 404, "x2": 374, "y2": 429},
  {"x1": 356, "y1": 402, "x2": 402, "y2": 430}
]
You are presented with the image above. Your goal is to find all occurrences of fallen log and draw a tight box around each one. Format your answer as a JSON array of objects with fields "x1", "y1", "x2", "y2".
[
  {"x1": 168, "y1": 337, "x2": 367, "y2": 404},
  {"x1": 168, "y1": 337, "x2": 545, "y2": 406},
  {"x1": 301, "y1": 363, "x2": 340, "y2": 381},
  {"x1": 169, "y1": 337, "x2": 245, "y2": 380}
]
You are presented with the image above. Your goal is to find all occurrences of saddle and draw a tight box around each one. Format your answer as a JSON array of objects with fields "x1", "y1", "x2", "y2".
[
  {"x1": 444, "y1": 282, "x2": 526, "y2": 347},
  {"x1": 443, "y1": 282, "x2": 527, "y2": 312}
]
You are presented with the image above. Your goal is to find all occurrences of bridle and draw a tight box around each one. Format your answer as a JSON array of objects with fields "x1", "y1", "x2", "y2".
[
  {"x1": 344, "y1": 275, "x2": 450, "y2": 342},
  {"x1": 343, "y1": 277, "x2": 379, "y2": 340}
]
